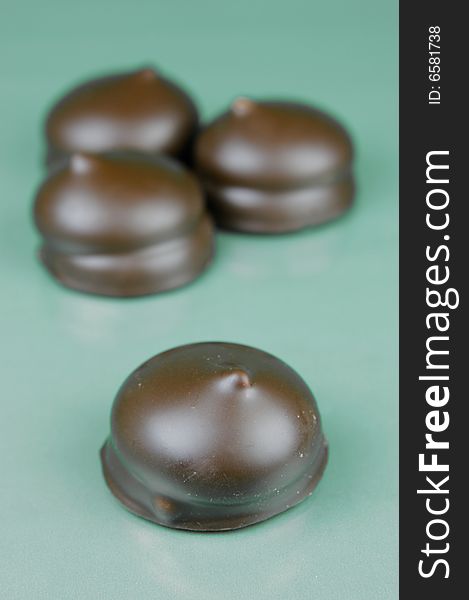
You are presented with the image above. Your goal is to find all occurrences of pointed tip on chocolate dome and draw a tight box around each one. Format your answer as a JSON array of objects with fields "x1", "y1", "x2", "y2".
[
  {"x1": 225, "y1": 368, "x2": 252, "y2": 388},
  {"x1": 135, "y1": 67, "x2": 158, "y2": 82},
  {"x1": 231, "y1": 97, "x2": 255, "y2": 117}
]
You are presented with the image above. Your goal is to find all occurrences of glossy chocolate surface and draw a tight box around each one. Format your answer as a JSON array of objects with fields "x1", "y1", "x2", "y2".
[
  {"x1": 45, "y1": 68, "x2": 198, "y2": 165},
  {"x1": 33, "y1": 152, "x2": 214, "y2": 296},
  {"x1": 195, "y1": 99, "x2": 354, "y2": 232},
  {"x1": 100, "y1": 342, "x2": 328, "y2": 531}
]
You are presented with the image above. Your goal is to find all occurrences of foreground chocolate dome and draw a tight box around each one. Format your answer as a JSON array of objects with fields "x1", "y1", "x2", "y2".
[
  {"x1": 45, "y1": 67, "x2": 198, "y2": 165},
  {"x1": 195, "y1": 99, "x2": 354, "y2": 233},
  {"x1": 33, "y1": 152, "x2": 213, "y2": 296},
  {"x1": 100, "y1": 342, "x2": 328, "y2": 531}
]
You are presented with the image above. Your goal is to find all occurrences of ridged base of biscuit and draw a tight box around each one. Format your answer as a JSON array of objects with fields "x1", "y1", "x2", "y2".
[
  {"x1": 100, "y1": 435, "x2": 328, "y2": 532},
  {"x1": 39, "y1": 215, "x2": 214, "y2": 297},
  {"x1": 204, "y1": 175, "x2": 355, "y2": 234}
]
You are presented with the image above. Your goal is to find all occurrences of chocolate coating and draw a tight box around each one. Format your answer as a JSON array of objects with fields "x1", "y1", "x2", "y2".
[
  {"x1": 195, "y1": 99, "x2": 355, "y2": 233},
  {"x1": 45, "y1": 68, "x2": 198, "y2": 166},
  {"x1": 100, "y1": 342, "x2": 328, "y2": 531},
  {"x1": 33, "y1": 152, "x2": 214, "y2": 296}
]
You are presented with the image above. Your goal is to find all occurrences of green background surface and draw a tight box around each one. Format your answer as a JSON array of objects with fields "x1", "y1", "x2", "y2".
[{"x1": 0, "y1": 1, "x2": 398, "y2": 598}]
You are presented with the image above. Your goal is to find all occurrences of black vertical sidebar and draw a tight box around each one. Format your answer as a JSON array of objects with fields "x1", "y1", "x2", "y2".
[{"x1": 400, "y1": 2, "x2": 465, "y2": 597}]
